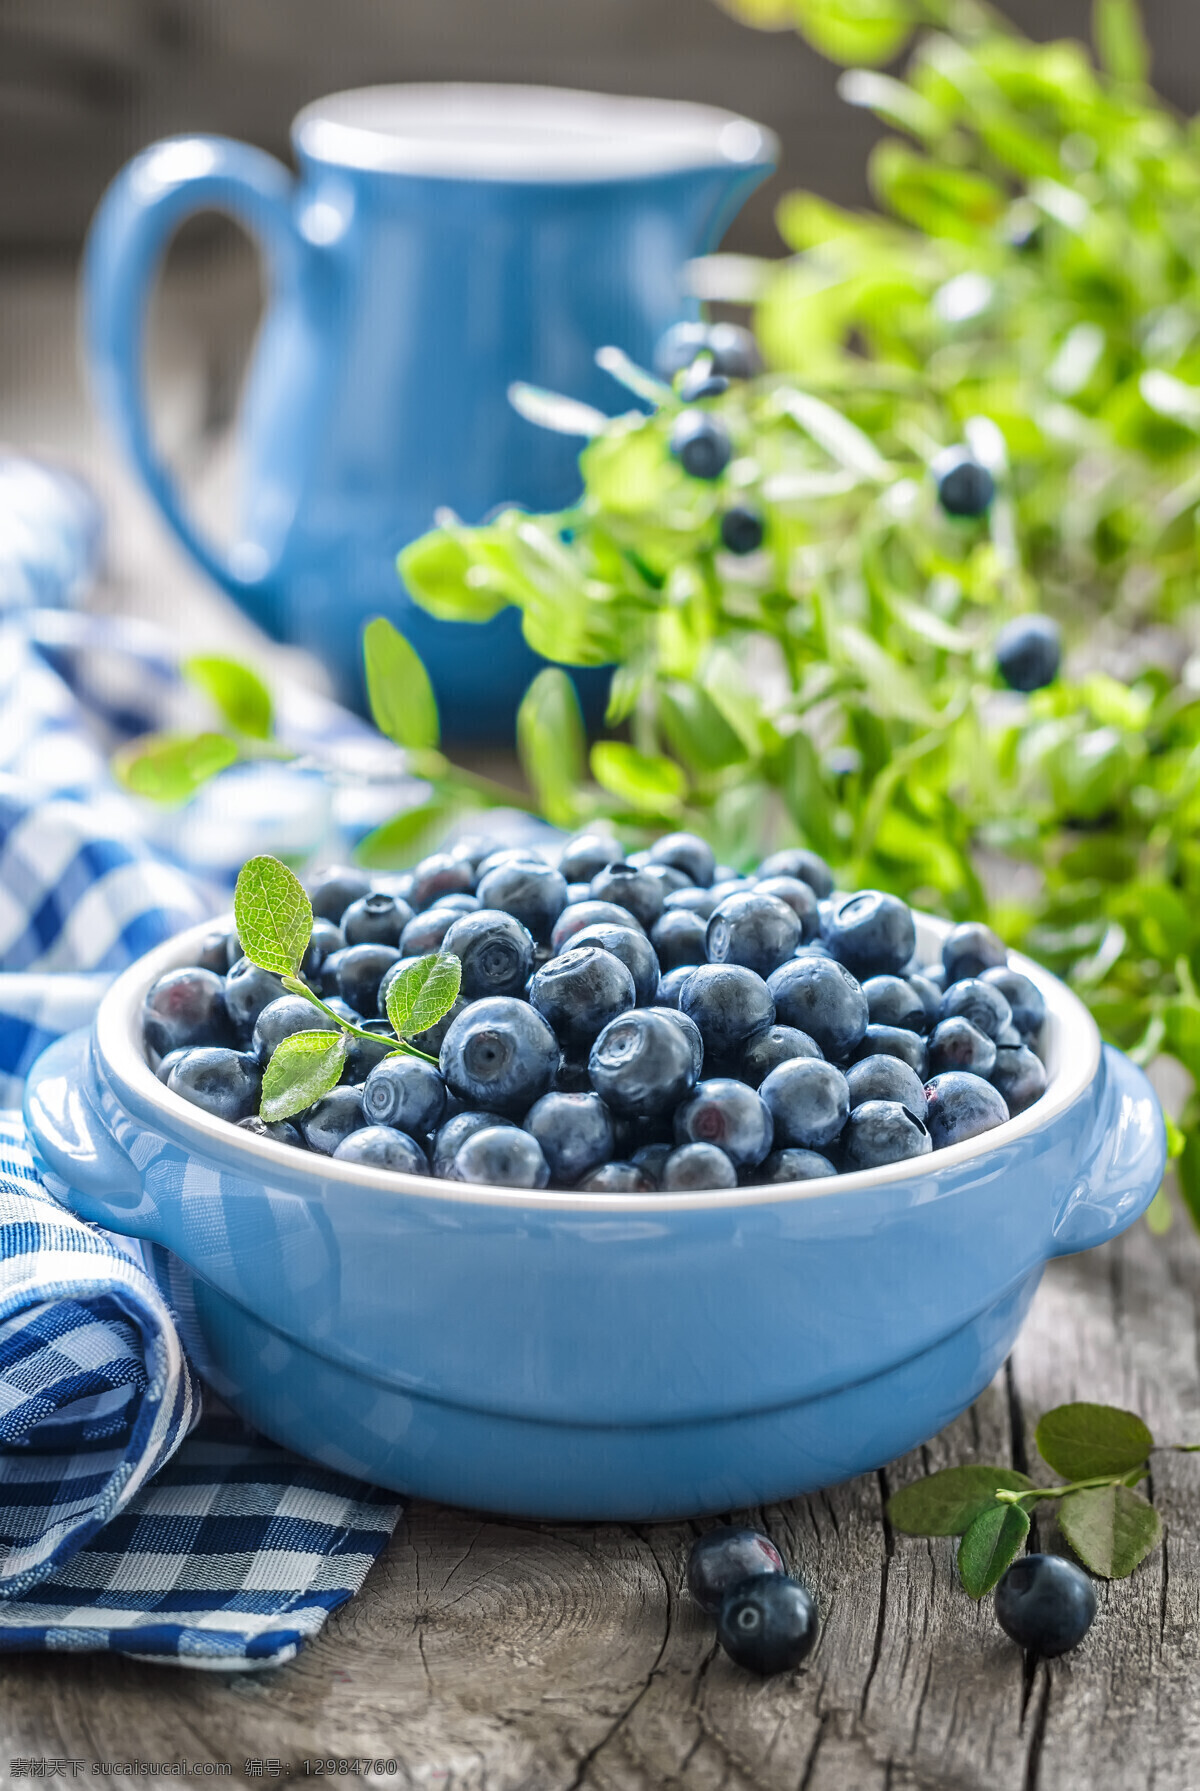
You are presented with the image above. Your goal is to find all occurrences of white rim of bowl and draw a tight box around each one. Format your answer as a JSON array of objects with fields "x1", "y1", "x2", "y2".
[
  {"x1": 94, "y1": 911, "x2": 1101, "y2": 1213},
  {"x1": 292, "y1": 84, "x2": 778, "y2": 182}
]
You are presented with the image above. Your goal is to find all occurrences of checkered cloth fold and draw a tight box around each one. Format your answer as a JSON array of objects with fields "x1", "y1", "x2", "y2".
[{"x1": 0, "y1": 616, "x2": 405, "y2": 1666}]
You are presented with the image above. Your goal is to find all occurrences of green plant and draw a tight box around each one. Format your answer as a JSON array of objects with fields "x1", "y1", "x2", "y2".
[
  {"x1": 886, "y1": 1399, "x2": 1200, "y2": 1597},
  {"x1": 397, "y1": 0, "x2": 1200, "y2": 1223}
]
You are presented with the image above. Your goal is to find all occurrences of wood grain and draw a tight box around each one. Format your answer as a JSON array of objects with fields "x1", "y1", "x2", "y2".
[{"x1": 3, "y1": 1212, "x2": 1199, "y2": 1790}]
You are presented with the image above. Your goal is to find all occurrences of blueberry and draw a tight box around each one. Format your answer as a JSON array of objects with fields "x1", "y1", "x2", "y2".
[
  {"x1": 341, "y1": 1020, "x2": 399, "y2": 1084},
  {"x1": 980, "y1": 966, "x2": 1045, "y2": 1041},
  {"x1": 251, "y1": 995, "x2": 323, "y2": 1065},
  {"x1": 475, "y1": 846, "x2": 545, "y2": 882},
  {"x1": 706, "y1": 322, "x2": 762, "y2": 380},
  {"x1": 576, "y1": 1161, "x2": 655, "y2": 1193},
  {"x1": 674, "y1": 1077, "x2": 773, "y2": 1167},
  {"x1": 330, "y1": 942, "x2": 400, "y2": 1015},
  {"x1": 300, "y1": 1086, "x2": 365, "y2": 1155},
  {"x1": 755, "y1": 848, "x2": 833, "y2": 899},
  {"x1": 333, "y1": 1125, "x2": 429, "y2": 1174},
  {"x1": 569, "y1": 923, "x2": 660, "y2": 1007},
  {"x1": 939, "y1": 977, "x2": 1013, "y2": 1043},
  {"x1": 302, "y1": 918, "x2": 346, "y2": 981},
  {"x1": 656, "y1": 965, "x2": 699, "y2": 1008},
  {"x1": 431, "y1": 1110, "x2": 515, "y2": 1178},
  {"x1": 709, "y1": 877, "x2": 753, "y2": 906},
  {"x1": 167, "y1": 1048, "x2": 262, "y2": 1123},
  {"x1": 476, "y1": 859, "x2": 569, "y2": 945},
  {"x1": 923, "y1": 1071, "x2": 1010, "y2": 1147},
  {"x1": 942, "y1": 921, "x2": 1007, "y2": 984},
  {"x1": 678, "y1": 964, "x2": 775, "y2": 1062},
  {"x1": 558, "y1": 833, "x2": 623, "y2": 883},
  {"x1": 661, "y1": 1143, "x2": 737, "y2": 1190},
  {"x1": 741, "y1": 1024, "x2": 822, "y2": 1089},
  {"x1": 767, "y1": 958, "x2": 867, "y2": 1063},
  {"x1": 990, "y1": 1044, "x2": 1048, "y2": 1116},
  {"x1": 408, "y1": 852, "x2": 476, "y2": 911},
  {"x1": 530, "y1": 944, "x2": 636, "y2": 1049},
  {"x1": 449, "y1": 1125, "x2": 550, "y2": 1188},
  {"x1": 717, "y1": 1574, "x2": 818, "y2": 1676},
  {"x1": 863, "y1": 974, "x2": 927, "y2": 1034},
  {"x1": 642, "y1": 863, "x2": 692, "y2": 898},
  {"x1": 688, "y1": 1526, "x2": 785, "y2": 1615},
  {"x1": 758, "y1": 1058, "x2": 848, "y2": 1151},
  {"x1": 720, "y1": 506, "x2": 765, "y2": 555},
  {"x1": 551, "y1": 899, "x2": 645, "y2": 955},
  {"x1": 439, "y1": 998, "x2": 560, "y2": 1115},
  {"x1": 994, "y1": 1555, "x2": 1096, "y2": 1657},
  {"x1": 223, "y1": 958, "x2": 288, "y2": 1036},
  {"x1": 400, "y1": 908, "x2": 460, "y2": 956},
  {"x1": 760, "y1": 1148, "x2": 838, "y2": 1182},
  {"x1": 362, "y1": 1055, "x2": 446, "y2": 1135},
  {"x1": 753, "y1": 876, "x2": 820, "y2": 940},
  {"x1": 852, "y1": 1024, "x2": 926, "y2": 1075},
  {"x1": 918, "y1": 961, "x2": 948, "y2": 992},
  {"x1": 194, "y1": 929, "x2": 232, "y2": 974},
  {"x1": 307, "y1": 866, "x2": 371, "y2": 925},
  {"x1": 707, "y1": 891, "x2": 802, "y2": 978},
  {"x1": 143, "y1": 968, "x2": 232, "y2": 1057},
  {"x1": 926, "y1": 1017, "x2": 997, "y2": 1078},
  {"x1": 821, "y1": 889, "x2": 916, "y2": 978},
  {"x1": 341, "y1": 892, "x2": 414, "y2": 948},
  {"x1": 589, "y1": 1010, "x2": 697, "y2": 1116},
  {"x1": 671, "y1": 410, "x2": 733, "y2": 480},
  {"x1": 664, "y1": 886, "x2": 719, "y2": 920},
  {"x1": 630, "y1": 1141, "x2": 673, "y2": 1188},
  {"x1": 588, "y1": 863, "x2": 665, "y2": 932},
  {"x1": 934, "y1": 446, "x2": 995, "y2": 518},
  {"x1": 443, "y1": 834, "x2": 500, "y2": 873},
  {"x1": 523, "y1": 1091, "x2": 615, "y2": 1186},
  {"x1": 841, "y1": 1100, "x2": 932, "y2": 1170},
  {"x1": 650, "y1": 1005, "x2": 705, "y2": 1077},
  {"x1": 654, "y1": 320, "x2": 713, "y2": 378},
  {"x1": 566, "y1": 882, "x2": 592, "y2": 903},
  {"x1": 651, "y1": 909, "x2": 708, "y2": 971},
  {"x1": 907, "y1": 973, "x2": 945, "y2": 1031},
  {"x1": 155, "y1": 1048, "x2": 187, "y2": 1085},
  {"x1": 846, "y1": 1054, "x2": 928, "y2": 1117},
  {"x1": 318, "y1": 948, "x2": 351, "y2": 998},
  {"x1": 442, "y1": 909, "x2": 536, "y2": 1000},
  {"x1": 648, "y1": 831, "x2": 714, "y2": 887},
  {"x1": 238, "y1": 1114, "x2": 305, "y2": 1148},
  {"x1": 996, "y1": 614, "x2": 1061, "y2": 693}
]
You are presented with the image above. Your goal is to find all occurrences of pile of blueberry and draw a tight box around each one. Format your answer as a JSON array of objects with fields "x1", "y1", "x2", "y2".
[
  {"x1": 142, "y1": 831, "x2": 1048, "y2": 1190},
  {"x1": 687, "y1": 1527, "x2": 817, "y2": 1676}
]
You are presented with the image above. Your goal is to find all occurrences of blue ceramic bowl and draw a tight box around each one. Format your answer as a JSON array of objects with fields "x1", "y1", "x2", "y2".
[{"x1": 25, "y1": 914, "x2": 1165, "y2": 1520}]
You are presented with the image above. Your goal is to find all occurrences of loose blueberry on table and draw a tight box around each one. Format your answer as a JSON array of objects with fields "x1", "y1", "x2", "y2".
[
  {"x1": 687, "y1": 1527, "x2": 818, "y2": 1676},
  {"x1": 142, "y1": 834, "x2": 1048, "y2": 1190}
]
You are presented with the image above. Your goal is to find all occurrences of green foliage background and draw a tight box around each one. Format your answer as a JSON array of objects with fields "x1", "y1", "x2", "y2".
[{"x1": 399, "y1": 0, "x2": 1200, "y2": 1221}]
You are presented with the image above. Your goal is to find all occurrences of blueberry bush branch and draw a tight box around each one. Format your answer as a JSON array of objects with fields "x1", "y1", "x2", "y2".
[
  {"x1": 886, "y1": 1401, "x2": 1181, "y2": 1597},
  {"x1": 232, "y1": 855, "x2": 459, "y2": 1120}
]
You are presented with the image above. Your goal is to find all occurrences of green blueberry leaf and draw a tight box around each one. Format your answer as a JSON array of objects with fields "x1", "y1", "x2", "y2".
[
  {"x1": 791, "y1": 0, "x2": 917, "y2": 68},
  {"x1": 112, "y1": 731, "x2": 239, "y2": 806},
  {"x1": 182, "y1": 655, "x2": 273, "y2": 740},
  {"x1": 362, "y1": 616, "x2": 440, "y2": 752},
  {"x1": 958, "y1": 1501, "x2": 1030, "y2": 1600},
  {"x1": 1059, "y1": 1483, "x2": 1162, "y2": 1579},
  {"x1": 261, "y1": 1029, "x2": 348, "y2": 1124},
  {"x1": 356, "y1": 800, "x2": 457, "y2": 870},
  {"x1": 233, "y1": 855, "x2": 314, "y2": 978},
  {"x1": 1093, "y1": 0, "x2": 1150, "y2": 85},
  {"x1": 887, "y1": 1466, "x2": 1035, "y2": 1536},
  {"x1": 385, "y1": 952, "x2": 463, "y2": 1038},
  {"x1": 517, "y1": 668, "x2": 586, "y2": 830},
  {"x1": 590, "y1": 742, "x2": 687, "y2": 816},
  {"x1": 1035, "y1": 1403, "x2": 1154, "y2": 1481}
]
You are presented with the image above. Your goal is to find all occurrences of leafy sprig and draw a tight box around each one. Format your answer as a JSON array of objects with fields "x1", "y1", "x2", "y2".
[
  {"x1": 232, "y1": 855, "x2": 461, "y2": 1123},
  {"x1": 887, "y1": 1402, "x2": 1176, "y2": 1599}
]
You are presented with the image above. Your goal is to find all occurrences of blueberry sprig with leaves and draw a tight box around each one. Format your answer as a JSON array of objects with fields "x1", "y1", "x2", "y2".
[
  {"x1": 886, "y1": 1402, "x2": 1192, "y2": 1599},
  {"x1": 232, "y1": 854, "x2": 461, "y2": 1124}
]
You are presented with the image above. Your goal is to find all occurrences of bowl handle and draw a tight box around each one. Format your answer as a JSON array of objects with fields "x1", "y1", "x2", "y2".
[
  {"x1": 1049, "y1": 1044, "x2": 1166, "y2": 1257},
  {"x1": 23, "y1": 1029, "x2": 144, "y2": 1222}
]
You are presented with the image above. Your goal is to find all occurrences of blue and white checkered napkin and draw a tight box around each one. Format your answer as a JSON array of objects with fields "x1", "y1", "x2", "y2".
[{"x1": 0, "y1": 612, "x2": 405, "y2": 1666}]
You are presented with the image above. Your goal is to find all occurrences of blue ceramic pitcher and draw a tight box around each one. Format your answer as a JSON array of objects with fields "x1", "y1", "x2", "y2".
[{"x1": 84, "y1": 85, "x2": 776, "y2": 736}]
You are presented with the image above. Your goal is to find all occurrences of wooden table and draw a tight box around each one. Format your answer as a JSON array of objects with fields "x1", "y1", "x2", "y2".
[{"x1": 4, "y1": 1209, "x2": 1199, "y2": 1790}]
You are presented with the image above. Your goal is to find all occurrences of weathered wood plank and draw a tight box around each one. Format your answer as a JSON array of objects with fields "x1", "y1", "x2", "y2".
[{"x1": 4, "y1": 1216, "x2": 1200, "y2": 1790}]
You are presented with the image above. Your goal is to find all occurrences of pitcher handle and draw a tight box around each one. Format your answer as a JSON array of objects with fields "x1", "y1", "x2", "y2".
[
  {"x1": 1049, "y1": 1044, "x2": 1166, "y2": 1257},
  {"x1": 83, "y1": 135, "x2": 312, "y2": 631}
]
